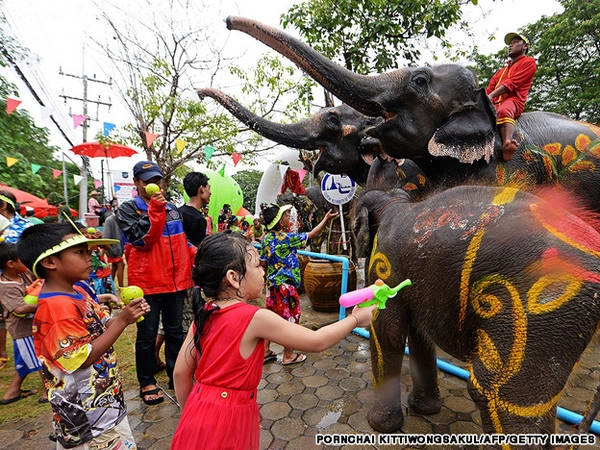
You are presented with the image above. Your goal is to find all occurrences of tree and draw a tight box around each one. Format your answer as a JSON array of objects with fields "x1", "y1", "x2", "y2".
[
  {"x1": 0, "y1": 11, "x2": 87, "y2": 209},
  {"x1": 95, "y1": 2, "x2": 315, "y2": 192},
  {"x1": 472, "y1": 0, "x2": 600, "y2": 124},
  {"x1": 281, "y1": 0, "x2": 478, "y2": 75},
  {"x1": 232, "y1": 169, "x2": 262, "y2": 213}
]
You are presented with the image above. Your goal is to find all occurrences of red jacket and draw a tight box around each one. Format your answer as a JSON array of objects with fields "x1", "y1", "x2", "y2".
[
  {"x1": 117, "y1": 196, "x2": 195, "y2": 295},
  {"x1": 486, "y1": 55, "x2": 537, "y2": 116}
]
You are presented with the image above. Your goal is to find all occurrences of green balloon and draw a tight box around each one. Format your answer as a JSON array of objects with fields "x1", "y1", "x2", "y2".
[{"x1": 189, "y1": 169, "x2": 243, "y2": 233}]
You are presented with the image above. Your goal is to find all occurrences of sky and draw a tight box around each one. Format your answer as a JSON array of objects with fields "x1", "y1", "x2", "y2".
[{"x1": 1, "y1": 0, "x2": 563, "y2": 186}]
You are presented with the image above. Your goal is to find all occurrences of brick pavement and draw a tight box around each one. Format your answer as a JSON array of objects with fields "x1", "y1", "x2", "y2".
[{"x1": 3, "y1": 300, "x2": 600, "y2": 449}]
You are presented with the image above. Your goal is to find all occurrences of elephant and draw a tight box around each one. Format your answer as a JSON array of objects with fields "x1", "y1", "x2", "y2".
[
  {"x1": 224, "y1": 17, "x2": 600, "y2": 215},
  {"x1": 197, "y1": 87, "x2": 430, "y2": 194},
  {"x1": 353, "y1": 186, "x2": 600, "y2": 442}
]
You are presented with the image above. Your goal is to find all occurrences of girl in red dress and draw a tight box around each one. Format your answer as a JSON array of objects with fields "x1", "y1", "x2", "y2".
[{"x1": 171, "y1": 231, "x2": 375, "y2": 450}]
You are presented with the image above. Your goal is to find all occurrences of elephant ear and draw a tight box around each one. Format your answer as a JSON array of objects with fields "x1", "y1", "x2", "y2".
[{"x1": 428, "y1": 88, "x2": 496, "y2": 164}]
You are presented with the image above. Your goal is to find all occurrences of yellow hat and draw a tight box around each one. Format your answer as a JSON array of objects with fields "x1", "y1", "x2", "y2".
[{"x1": 504, "y1": 32, "x2": 530, "y2": 46}]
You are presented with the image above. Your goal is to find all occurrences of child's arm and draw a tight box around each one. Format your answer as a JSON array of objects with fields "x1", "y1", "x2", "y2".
[
  {"x1": 12, "y1": 304, "x2": 36, "y2": 315},
  {"x1": 174, "y1": 326, "x2": 196, "y2": 408},
  {"x1": 245, "y1": 304, "x2": 376, "y2": 353},
  {"x1": 307, "y1": 209, "x2": 339, "y2": 239},
  {"x1": 82, "y1": 297, "x2": 148, "y2": 368}
]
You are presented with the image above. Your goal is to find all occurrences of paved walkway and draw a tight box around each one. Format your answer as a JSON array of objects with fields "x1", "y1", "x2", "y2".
[{"x1": 3, "y1": 299, "x2": 600, "y2": 449}]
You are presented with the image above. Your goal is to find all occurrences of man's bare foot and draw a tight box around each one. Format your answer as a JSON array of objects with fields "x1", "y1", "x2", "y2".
[{"x1": 502, "y1": 139, "x2": 519, "y2": 161}]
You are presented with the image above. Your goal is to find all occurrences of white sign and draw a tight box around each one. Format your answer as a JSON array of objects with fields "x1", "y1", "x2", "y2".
[
  {"x1": 111, "y1": 170, "x2": 137, "y2": 205},
  {"x1": 320, "y1": 173, "x2": 356, "y2": 205}
]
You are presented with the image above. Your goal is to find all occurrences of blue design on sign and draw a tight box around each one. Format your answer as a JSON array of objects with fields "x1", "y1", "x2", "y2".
[{"x1": 320, "y1": 173, "x2": 356, "y2": 205}]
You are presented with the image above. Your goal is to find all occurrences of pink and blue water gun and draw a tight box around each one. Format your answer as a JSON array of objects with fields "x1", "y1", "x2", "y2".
[{"x1": 339, "y1": 278, "x2": 412, "y2": 309}]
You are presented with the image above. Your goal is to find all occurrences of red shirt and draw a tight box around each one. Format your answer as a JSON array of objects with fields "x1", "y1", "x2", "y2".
[{"x1": 486, "y1": 55, "x2": 537, "y2": 116}]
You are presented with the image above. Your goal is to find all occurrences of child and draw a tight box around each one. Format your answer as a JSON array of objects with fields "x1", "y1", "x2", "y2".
[
  {"x1": 260, "y1": 203, "x2": 337, "y2": 365},
  {"x1": 0, "y1": 241, "x2": 46, "y2": 404},
  {"x1": 17, "y1": 223, "x2": 149, "y2": 449},
  {"x1": 171, "y1": 232, "x2": 375, "y2": 450}
]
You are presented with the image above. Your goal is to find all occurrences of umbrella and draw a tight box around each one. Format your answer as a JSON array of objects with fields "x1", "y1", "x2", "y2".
[
  {"x1": 70, "y1": 142, "x2": 138, "y2": 200},
  {"x1": 0, "y1": 183, "x2": 78, "y2": 219},
  {"x1": 70, "y1": 141, "x2": 138, "y2": 159}
]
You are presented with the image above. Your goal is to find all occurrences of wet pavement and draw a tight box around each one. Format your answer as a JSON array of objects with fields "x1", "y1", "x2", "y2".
[{"x1": 3, "y1": 295, "x2": 600, "y2": 449}]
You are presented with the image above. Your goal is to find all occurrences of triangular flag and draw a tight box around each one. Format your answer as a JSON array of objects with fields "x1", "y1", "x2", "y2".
[
  {"x1": 103, "y1": 122, "x2": 116, "y2": 136},
  {"x1": 176, "y1": 139, "x2": 187, "y2": 154},
  {"x1": 144, "y1": 131, "x2": 159, "y2": 147},
  {"x1": 31, "y1": 163, "x2": 42, "y2": 174},
  {"x1": 6, "y1": 156, "x2": 18, "y2": 167},
  {"x1": 218, "y1": 165, "x2": 226, "y2": 177},
  {"x1": 6, "y1": 97, "x2": 21, "y2": 114},
  {"x1": 279, "y1": 164, "x2": 289, "y2": 178},
  {"x1": 73, "y1": 174, "x2": 83, "y2": 185},
  {"x1": 204, "y1": 145, "x2": 215, "y2": 161},
  {"x1": 93, "y1": 179, "x2": 103, "y2": 189},
  {"x1": 297, "y1": 168, "x2": 308, "y2": 182},
  {"x1": 232, "y1": 152, "x2": 242, "y2": 167},
  {"x1": 52, "y1": 169, "x2": 63, "y2": 179},
  {"x1": 72, "y1": 114, "x2": 86, "y2": 129}
]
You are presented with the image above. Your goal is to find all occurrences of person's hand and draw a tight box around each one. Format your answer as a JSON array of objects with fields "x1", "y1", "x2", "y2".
[
  {"x1": 150, "y1": 190, "x2": 167, "y2": 204},
  {"x1": 324, "y1": 209, "x2": 339, "y2": 221},
  {"x1": 118, "y1": 297, "x2": 150, "y2": 325},
  {"x1": 350, "y1": 304, "x2": 377, "y2": 328}
]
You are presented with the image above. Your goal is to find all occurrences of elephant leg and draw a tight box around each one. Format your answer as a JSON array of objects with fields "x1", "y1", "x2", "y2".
[
  {"x1": 407, "y1": 329, "x2": 442, "y2": 415},
  {"x1": 368, "y1": 312, "x2": 407, "y2": 433}
]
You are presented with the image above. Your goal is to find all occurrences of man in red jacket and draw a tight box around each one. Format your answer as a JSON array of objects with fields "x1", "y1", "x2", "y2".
[
  {"x1": 116, "y1": 161, "x2": 195, "y2": 405},
  {"x1": 486, "y1": 32, "x2": 537, "y2": 162}
]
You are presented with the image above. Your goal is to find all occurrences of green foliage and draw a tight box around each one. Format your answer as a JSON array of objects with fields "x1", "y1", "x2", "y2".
[
  {"x1": 472, "y1": 0, "x2": 600, "y2": 123},
  {"x1": 281, "y1": 0, "x2": 477, "y2": 74},
  {"x1": 0, "y1": 77, "x2": 85, "y2": 207},
  {"x1": 232, "y1": 169, "x2": 263, "y2": 213}
]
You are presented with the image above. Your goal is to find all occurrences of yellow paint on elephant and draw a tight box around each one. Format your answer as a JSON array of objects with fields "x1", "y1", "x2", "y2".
[
  {"x1": 575, "y1": 134, "x2": 592, "y2": 151},
  {"x1": 370, "y1": 310, "x2": 385, "y2": 386},
  {"x1": 568, "y1": 160, "x2": 596, "y2": 173},
  {"x1": 491, "y1": 187, "x2": 519, "y2": 206},
  {"x1": 369, "y1": 235, "x2": 393, "y2": 281},
  {"x1": 477, "y1": 330, "x2": 504, "y2": 374},
  {"x1": 543, "y1": 142, "x2": 562, "y2": 156},
  {"x1": 589, "y1": 140, "x2": 600, "y2": 158},
  {"x1": 459, "y1": 228, "x2": 485, "y2": 329},
  {"x1": 527, "y1": 273, "x2": 582, "y2": 314},
  {"x1": 561, "y1": 145, "x2": 578, "y2": 166}
]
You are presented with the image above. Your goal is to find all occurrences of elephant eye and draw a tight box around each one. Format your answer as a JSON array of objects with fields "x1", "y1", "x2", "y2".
[
  {"x1": 412, "y1": 73, "x2": 429, "y2": 88},
  {"x1": 325, "y1": 114, "x2": 341, "y2": 129}
]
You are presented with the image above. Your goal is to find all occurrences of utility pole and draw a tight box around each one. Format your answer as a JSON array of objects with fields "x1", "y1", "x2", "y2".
[{"x1": 59, "y1": 69, "x2": 112, "y2": 219}]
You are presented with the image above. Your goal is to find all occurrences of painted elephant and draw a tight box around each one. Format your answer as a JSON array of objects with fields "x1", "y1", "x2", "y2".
[
  {"x1": 197, "y1": 87, "x2": 430, "y2": 194},
  {"x1": 353, "y1": 186, "x2": 600, "y2": 442},
  {"x1": 225, "y1": 17, "x2": 600, "y2": 215}
]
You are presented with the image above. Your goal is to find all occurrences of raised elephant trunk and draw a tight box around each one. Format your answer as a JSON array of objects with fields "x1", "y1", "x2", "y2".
[
  {"x1": 225, "y1": 16, "x2": 395, "y2": 118},
  {"x1": 198, "y1": 87, "x2": 319, "y2": 149}
]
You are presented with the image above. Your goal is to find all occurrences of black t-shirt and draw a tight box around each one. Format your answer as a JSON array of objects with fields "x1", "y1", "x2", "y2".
[{"x1": 178, "y1": 204, "x2": 207, "y2": 247}]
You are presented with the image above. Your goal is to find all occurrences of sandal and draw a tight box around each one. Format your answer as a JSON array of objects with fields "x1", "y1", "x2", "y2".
[
  {"x1": 1, "y1": 389, "x2": 38, "y2": 405},
  {"x1": 140, "y1": 386, "x2": 164, "y2": 405},
  {"x1": 264, "y1": 351, "x2": 277, "y2": 364},
  {"x1": 0, "y1": 357, "x2": 8, "y2": 370},
  {"x1": 281, "y1": 353, "x2": 306, "y2": 366}
]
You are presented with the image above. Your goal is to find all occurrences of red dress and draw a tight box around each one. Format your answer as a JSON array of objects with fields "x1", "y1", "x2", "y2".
[{"x1": 171, "y1": 302, "x2": 264, "y2": 450}]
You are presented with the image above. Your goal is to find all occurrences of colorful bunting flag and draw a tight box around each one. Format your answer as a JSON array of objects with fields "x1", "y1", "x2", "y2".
[
  {"x1": 6, "y1": 156, "x2": 18, "y2": 167},
  {"x1": 73, "y1": 174, "x2": 83, "y2": 185},
  {"x1": 297, "y1": 168, "x2": 308, "y2": 182},
  {"x1": 145, "y1": 131, "x2": 159, "y2": 147},
  {"x1": 6, "y1": 97, "x2": 22, "y2": 114},
  {"x1": 204, "y1": 145, "x2": 215, "y2": 161},
  {"x1": 31, "y1": 163, "x2": 42, "y2": 174},
  {"x1": 218, "y1": 165, "x2": 226, "y2": 177},
  {"x1": 93, "y1": 179, "x2": 103, "y2": 189},
  {"x1": 232, "y1": 152, "x2": 242, "y2": 167},
  {"x1": 176, "y1": 139, "x2": 187, "y2": 154},
  {"x1": 72, "y1": 114, "x2": 87, "y2": 129},
  {"x1": 52, "y1": 169, "x2": 63, "y2": 179},
  {"x1": 103, "y1": 122, "x2": 116, "y2": 136}
]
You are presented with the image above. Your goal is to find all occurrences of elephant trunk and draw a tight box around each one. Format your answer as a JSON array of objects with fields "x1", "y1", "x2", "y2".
[
  {"x1": 198, "y1": 87, "x2": 320, "y2": 149},
  {"x1": 226, "y1": 16, "x2": 395, "y2": 118}
]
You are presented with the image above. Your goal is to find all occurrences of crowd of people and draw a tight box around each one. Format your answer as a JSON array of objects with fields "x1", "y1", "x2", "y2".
[{"x1": 0, "y1": 158, "x2": 361, "y2": 450}]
